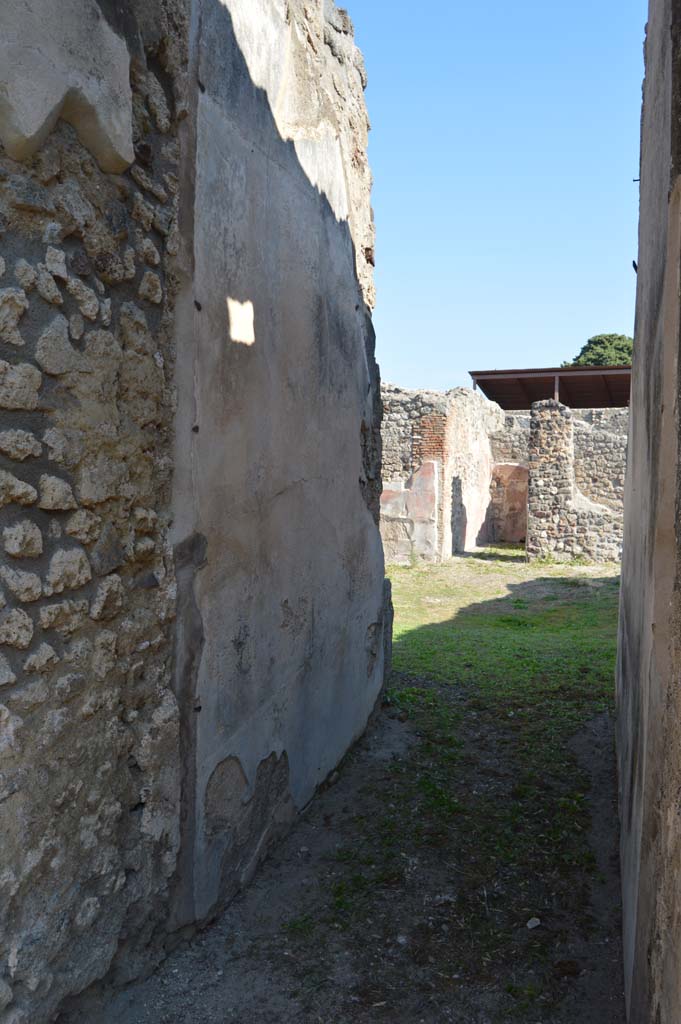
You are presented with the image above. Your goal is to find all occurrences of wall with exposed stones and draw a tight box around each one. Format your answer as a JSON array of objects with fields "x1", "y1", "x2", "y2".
[
  {"x1": 525, "y1": 401, "x2": 623, "y2": 562},
  {"x1": 617, "y1": 0, "x2": 681, "y2": 1019},
  {"x1": 0, "y1": 2, "x2": 388, "y2": 1021},
  {"x1": 573, "y1": 415, "x2": 628, "y2": 510},
  {"x1": 380, "y1": 384, "x2": 504, "y2": 562},
  {"x1": 381, "y1": 384, "x2": 628, "y2": 564}
]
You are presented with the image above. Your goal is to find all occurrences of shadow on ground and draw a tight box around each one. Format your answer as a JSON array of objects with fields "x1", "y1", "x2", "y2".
[{"x1": 60, "y1": 558, "x2": 625, "y2": 1024}]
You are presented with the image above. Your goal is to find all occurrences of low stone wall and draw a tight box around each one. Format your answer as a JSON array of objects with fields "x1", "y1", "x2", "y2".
[
  {"x1": 381, "y1": 386, "x2": 628, "y2": 564},
  {"x1": 380, "y1": 385, "x2": 503, "y2": 562},
  {"x1": 526, "y1": 401, "x2": 623, "y2": 562}
]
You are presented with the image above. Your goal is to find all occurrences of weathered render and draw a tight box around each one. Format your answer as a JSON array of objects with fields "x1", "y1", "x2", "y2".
[
  {"x1": 381, "y1": 383, "x2": 627, "y2": 564},
  {"x1": 0, "y1": 2, "x2": 388, "y2": 1021},
  {"x1": 617, "y1": 0, "x2": 681, "y2": 1019},
  {"x1": 380, "y1": 384, "x2": 505, "y2": 561}
]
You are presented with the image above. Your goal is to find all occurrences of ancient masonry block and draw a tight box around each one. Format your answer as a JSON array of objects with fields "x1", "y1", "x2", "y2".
[
  {"x1": 0, "y1": 1, "x2": 389, "y2": 1021},
  {"x1": 381, "y1": 384, "x2": 627, "y2": 565},
  {"x1": 526, "y1": 401, "x2": 623, "y2": 563}
]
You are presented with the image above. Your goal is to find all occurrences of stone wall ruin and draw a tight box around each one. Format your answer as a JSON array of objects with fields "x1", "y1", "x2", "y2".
[
  {"x1": 380, "y1": 383, "x2": 627, "y2": 564},
  {"x1": 0, "y1": 2, "x2": 390, "y2": 1021},
  {"x1": 526, "y1": 400, "x2": 625, "y2": 563}
]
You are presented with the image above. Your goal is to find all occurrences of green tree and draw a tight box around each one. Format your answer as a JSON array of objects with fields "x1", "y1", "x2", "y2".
[{"x1": 566, "y1": 334, "x2": 633, "y2": 367}]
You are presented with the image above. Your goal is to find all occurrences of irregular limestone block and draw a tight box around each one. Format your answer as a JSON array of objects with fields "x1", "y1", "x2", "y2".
[
  {"x1": 144, "y1": 71, "x2": 171, "y2": 134},
  {"x1": 139, "y1": 238, "x2": 160, "y2": 267},
  {"x1": 90, "y1": 523, "x2": 125, "y2": 575},
  {"x1": 65, "y1": 509, "x2": 101, "y2": 544},
  {"x1": 39, "y1": 599, "x2": 88, "y2": 637},
  {"x1": 45, "y1": 247, "x2": 68, "y2": 281},
  {"x1": 0, "y1": 654, "x2": 16, "y2": 687},
  {"x1": 0, "y1": 430, "x2": 41, "y2": 461},
  {"x1": 38, "y1": 475, "x2": 78, "y2": 511},
  {"x1": 14, "y1": 260, "x2": 37, "y2": 292},
  {"x1": 0, "y1": 288, "x2": 28, "y2": 347},
  {"x1": 0, "y1": 361, "x2": 42, "y2": 410},
  {"x1": 66, "y1": 277, "x2": 99, "y2": 320},
  {"x1": 0, "y1": 0, "x2": 134, "y2": 171},
  {"x1": 42, "y1": 428, "x2": 77, "y2": 466},
  {"x1": 3, "y1": 520, "x2": 43, "y2": 558},
  {"x1": 0, "y1": 471, "x2": 37, "y2": 508},
  {"x1": 0, "y1": 608, "x2": 34, "y2": 649},
  {"x1": 92, "y1": 630, "x2": 116, "y2": 680},
  {"x1": 77, "y1": 455, "x2": 124, "y2": 507},
  {"x1": 90, "y1": 575, "x2": 124, "y2": 621},
  {"x1": 0, "y1": 704, "x2": 23, "y2": 755},
  {"x1": 0, "y1": 566, "x2": 42, "y2": 603},
  {"x1": 23, "y1": 643, "x2": 59, "y2": 675},
  {"x1": 44, "y1": 548, "x2": 92, "y2": 596},
  {"x1": 132, "y1": 193, "x2": 155, "y2": 231},
  {"x1": 138, "y1": 271, "x2": 163, "y2": 305},
  {"x1": 36, "y1": 266, "x2": 63, "y2": 306},
  {"x1": 36, "y1": 315, "x2": 82, "y2": 375}
]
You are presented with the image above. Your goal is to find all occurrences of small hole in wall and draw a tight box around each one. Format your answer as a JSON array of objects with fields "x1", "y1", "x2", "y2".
[
  {"x1": 192, "y1": 425, "x2": 199, "y2": 434},
  {"x1": 194, "y1": 300, "x2": 202, "y2": 311},
  {"x1": 198, "y1": 80, "x2": 206, "y2": 93}
]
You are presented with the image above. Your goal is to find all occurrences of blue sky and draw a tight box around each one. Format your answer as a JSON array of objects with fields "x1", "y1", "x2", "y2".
[{"x1": 350, "y1": 1, "x2": 646, "y2": 390}]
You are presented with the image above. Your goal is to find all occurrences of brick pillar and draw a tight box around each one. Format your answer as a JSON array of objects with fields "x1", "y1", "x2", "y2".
[{"x1": 412, "y1": 412, "x2": 448, "y2": 557}]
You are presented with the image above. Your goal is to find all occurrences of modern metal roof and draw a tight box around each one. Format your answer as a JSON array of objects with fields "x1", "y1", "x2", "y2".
[{"x1": 469, "y1": 365, "x2": 631, "y2": 410}]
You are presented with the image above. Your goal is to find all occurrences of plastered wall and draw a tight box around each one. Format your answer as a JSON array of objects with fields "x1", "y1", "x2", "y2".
[
  {"x1": 617, "y1": 0, "x2": 681, "y2": 1019},
  {"x1": 0, "y1": 2, "x2": 389, "y2": 1020}
]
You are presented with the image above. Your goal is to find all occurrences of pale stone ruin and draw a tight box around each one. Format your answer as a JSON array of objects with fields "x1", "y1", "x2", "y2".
[
  {"x1": 0, "y1": 2, "x2": 391, "y2": 1021},
  {"x1": 381, "y1": 382, "x2": 628, "y2": 564},
  {"x1": 1, "y1": 0, "x2": 681, "y2": 1021}
]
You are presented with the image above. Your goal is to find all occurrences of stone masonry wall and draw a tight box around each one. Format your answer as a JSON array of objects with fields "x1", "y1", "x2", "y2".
[
  {"x1": 380, "y1": 384, "x2": 503, "y2": 562},
  {"x1": 0, "y1": 2, "x2": 388, "y2": 1021},
  {"x1": 381, "y1": 384, "x2": 449, "y2": 482},
  {"x1": 0, "y1": 6, "x2": 187, "y2": 1018},
  {"x1": 381, "y1": 385, "x2": 627, "y2": 564},
  {"x1": 574, "y1": 417, "x2": 628, "y2": 510},
  {"x1": 489, "y1": 413, "x2": 531, "y2": 465},
  {"x1": 526, "y1": 401, "x2": 623, "y2": 562}
]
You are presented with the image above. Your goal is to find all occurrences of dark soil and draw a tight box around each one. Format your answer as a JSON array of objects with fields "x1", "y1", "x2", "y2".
[
  {"x1": 62, "y1": 557, "x2": 625, "y2": 1024},
  {"x1": 61, "y1": 707, "x2": 624, "y2": 1024}
]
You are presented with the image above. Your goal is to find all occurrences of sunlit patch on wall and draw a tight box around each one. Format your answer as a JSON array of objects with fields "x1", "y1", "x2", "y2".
[{"x1": 227, "y1": 298, "x2": 255, "y2": 345}]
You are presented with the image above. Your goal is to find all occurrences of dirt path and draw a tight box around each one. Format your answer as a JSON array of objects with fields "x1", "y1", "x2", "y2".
[{"x1": 61, "y1": 556, "x2": 625, "y2": 1024}]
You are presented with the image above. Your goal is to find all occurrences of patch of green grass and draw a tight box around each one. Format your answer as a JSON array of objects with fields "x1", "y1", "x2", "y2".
[
  {"x1": 283, "y1": 914, "x2": 316, "y2": 938},
  {"x1": 381, "y1": 554, "x2": 619, "y2": 1016},
  {"x1": 306, "y1": 553, "x2": 620, "y2": 1020}
]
